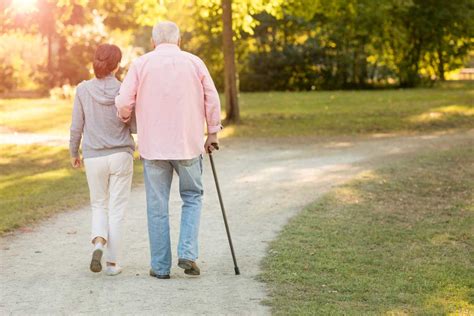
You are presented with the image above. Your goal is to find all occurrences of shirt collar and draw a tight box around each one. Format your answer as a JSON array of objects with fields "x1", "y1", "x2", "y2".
[{"x1": 154, "y1": 43, "x2": 181, "y2": 52}]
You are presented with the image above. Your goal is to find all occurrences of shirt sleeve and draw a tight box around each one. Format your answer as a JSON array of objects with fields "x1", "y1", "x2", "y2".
[
  {"x1": 115, "y1": 62, "x2": 139, "y2": 118},
  {"x1": 69, "y1": 89, "x2": 84, "y2": 157},
  {"x1": 199, "y1": 60, "x2": 223, "y2": 134}
]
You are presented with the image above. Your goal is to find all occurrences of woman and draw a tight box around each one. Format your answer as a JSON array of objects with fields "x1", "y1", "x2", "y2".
[{"x1": 69, "y1": 44, "x2": 135, "y2": 276}]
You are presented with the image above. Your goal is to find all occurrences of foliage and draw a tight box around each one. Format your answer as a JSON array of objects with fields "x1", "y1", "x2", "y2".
[
  {"x1": 0, "y1": 58, "x2": 16, "y2": 93},
  {"x1": 0, "y1": 32, "x2": 47, "y2": 92},
  {"x1": 0, "y1": 0, "x2": 473, "y2": 91},
  {"x1": 383, "y1": 0, "x2": 474, "y2": 87},
  {"x1": 241, "y1": 0, "x2": 474, "y2": 90}
]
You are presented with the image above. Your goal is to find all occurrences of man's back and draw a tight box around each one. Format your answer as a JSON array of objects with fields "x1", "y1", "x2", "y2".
[
  {"x1": 115, "y1": 20, "x2": 221, "y2": 279},
  {"x1": 116, "y1": 43, "x2": 221, "y2": 160}
]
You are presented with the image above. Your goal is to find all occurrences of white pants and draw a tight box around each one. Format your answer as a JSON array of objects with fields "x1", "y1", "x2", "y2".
[{"x1": 84, "y1": 152, "x2": 133, "y2": 264}]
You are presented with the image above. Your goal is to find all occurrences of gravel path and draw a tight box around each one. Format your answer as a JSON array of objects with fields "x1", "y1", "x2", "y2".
[
  {"x1": 1, "y1": 131, "x2": 472, "y2": 315},
  {"x1": 0, "y1": 132, "x2": 69, "y2": 146}
]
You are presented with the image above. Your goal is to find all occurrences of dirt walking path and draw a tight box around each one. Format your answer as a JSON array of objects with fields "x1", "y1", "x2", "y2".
[
  {"x1": 0, "y1": 131, "x2": 69, "y2": 146},
  {"x1": 1, "y1": 131, "x2": 472, "y2": 315}
]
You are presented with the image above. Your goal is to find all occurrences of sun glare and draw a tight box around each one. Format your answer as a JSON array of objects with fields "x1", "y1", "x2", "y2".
[{"x1": 11, "y1": 0, "x2": 38, "y2": 14}]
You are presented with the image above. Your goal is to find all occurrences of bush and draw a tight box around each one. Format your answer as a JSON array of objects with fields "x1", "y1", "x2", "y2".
[
  {"x1": 0, "y1": 58, "x2": 17, "y2": 93},
  {"x1": 49, "y1": 84, "x2": 75, "y2": 100}
]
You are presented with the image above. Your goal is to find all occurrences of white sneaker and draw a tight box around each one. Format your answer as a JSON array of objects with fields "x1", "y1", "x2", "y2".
[{"x1": 105, "y1": 265, "x2": 122, "y2": 276}]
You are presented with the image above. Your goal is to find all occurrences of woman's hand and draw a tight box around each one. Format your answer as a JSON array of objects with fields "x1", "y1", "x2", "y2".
[{"x1": 70, "y1": 156, "x2": 82, "y2": 168}]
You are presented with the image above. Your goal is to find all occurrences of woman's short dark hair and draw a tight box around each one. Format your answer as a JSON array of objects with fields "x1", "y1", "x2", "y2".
[{"x1": 93, "y1": 44, "x2": 122, "y2": 79}]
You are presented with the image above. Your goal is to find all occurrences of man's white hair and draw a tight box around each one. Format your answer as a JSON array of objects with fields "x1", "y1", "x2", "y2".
[{"x1": 152, "y1": 21, "x2": 180, "y2": 45}]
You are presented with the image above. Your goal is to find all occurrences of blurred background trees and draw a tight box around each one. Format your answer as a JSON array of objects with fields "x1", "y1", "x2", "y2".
[{"x1": 0, "y1": 0, "x2": 473, "y2": 94}]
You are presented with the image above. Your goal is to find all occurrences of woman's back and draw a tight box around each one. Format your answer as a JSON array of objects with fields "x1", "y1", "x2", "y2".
[{"x1": 69, "y1": 75, "x2": 135, "y2": 159}]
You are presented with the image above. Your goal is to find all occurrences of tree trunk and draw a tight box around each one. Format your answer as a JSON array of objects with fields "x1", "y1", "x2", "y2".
[
  {"x1": 352, "y1": 49, "x2": 357, "y2": 85},
  {"x1": 41, "y1": 0, "x2": 56, "y2": 89},
  {"x1": 47, "y1": 32, "x2": 54, "y2": 88},
  {"x1": 221, "y1": 0, "x2": 240, "y2": 123},
  {"x1": 437, "y1": 48, "x2": 445, "y2": 81}
]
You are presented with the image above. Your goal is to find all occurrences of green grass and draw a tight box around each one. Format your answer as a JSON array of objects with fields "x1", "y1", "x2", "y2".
[
  {"x1": 0, "y1": 144, "x2": 143, "y2": 234},
  {"x1": 1, "y1": 81, "x2": 473, "y2": 137},
  {"x1": 0, "y1": 98, "x2": 73, "y2": 134},
  {"x1": 0, "y1": 82, "x2": 472, "y2": 233},
  {"x1": 230, "y1": 81, "x2": 473, "y2": 137},
  {"x1": 261, "y1": 144, "x2": 474, "y2": 315}
]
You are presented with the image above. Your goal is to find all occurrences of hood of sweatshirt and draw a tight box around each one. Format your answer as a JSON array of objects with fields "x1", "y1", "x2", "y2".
[{"x1": 84, "y1": 75, "x2": 121, "y2": 106}]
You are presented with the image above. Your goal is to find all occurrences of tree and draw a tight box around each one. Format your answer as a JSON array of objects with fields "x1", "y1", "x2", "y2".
[
  {"x1": 2, "y1": 0, "x2": 472, "y2": 93},
  {"x1": 221, "y1": 0, "x2": 240, "y2": 123},
  {"x1": 1, "y1": 0, "x2": 101, "y2": 89},
  {"x1": 422, "y1": 0, "x2": 473, "y2": 81}
]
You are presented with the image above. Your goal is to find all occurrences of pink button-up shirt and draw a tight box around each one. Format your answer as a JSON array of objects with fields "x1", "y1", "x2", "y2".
[{"x1": 115, "y1": 44, "x2": 222, "y2": 160}]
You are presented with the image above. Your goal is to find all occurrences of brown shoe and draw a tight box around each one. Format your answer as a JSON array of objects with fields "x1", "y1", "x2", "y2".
[
  {"x1": 149, "y1": 269, "x2": 170, "y2": 279},
  {"x1": 178, "y1": 259, "x2": 200, "y2": 276}
]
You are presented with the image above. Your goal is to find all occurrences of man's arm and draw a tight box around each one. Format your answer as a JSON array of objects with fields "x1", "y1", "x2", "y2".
[
  {"x1": 201, "y1": 63, "x2": 222, "y2": 134},
  {"x1": 199, "y1": 60, "x2": 222, "y2": 152},
  {"x1": 115, "y1": 62, "x2": 139, "y2": 120}
]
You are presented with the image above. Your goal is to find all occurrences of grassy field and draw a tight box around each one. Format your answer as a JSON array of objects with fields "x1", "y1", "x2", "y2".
[
  {"x1": 232, "y1": 82, "x2": 473, "y2": 137},
  {"x1": 0, "y1": 98, "x2": 72, "y2": 134},
  {"x1": 1, "y1": 81, "x2": 473, "y2": 137},
  {"x1": 261, "y1": 145, "x2": 474, "y2": 315},
  {"x1": 0, "y1": 144, "x2": 143, "y2": 234},
  {"x1": 0, "y1": 82, "x2": 472, "y2": 233}
]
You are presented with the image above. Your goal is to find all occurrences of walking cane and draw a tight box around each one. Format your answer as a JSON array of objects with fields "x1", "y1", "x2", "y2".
[{"x1": 208, "y1": 143, "x2": 240, "y2": 275}]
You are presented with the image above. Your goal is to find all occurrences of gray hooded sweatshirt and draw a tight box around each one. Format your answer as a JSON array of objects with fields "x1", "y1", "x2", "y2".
[{"x1": 69, "y1": 74, "x2": 136, "y2": 159}]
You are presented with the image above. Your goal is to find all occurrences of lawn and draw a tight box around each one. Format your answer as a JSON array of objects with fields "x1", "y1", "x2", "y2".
[
  {"x1": 0, "y1": 144, "x2": 143, "y2": 234},
  {"x1": 231, "y1": 81, "x2": 473, "y2": 137},
  {"x1": 1, "y1": 81, "x2": 473, "y2": 137},
  {"x1": 0, "y1": 82, "x2": 473, "y2": 233},
  {"x1": 0, "y1": 98, "x2": 73, "y2": 134},
  {"x1": 261, "y1": 144, "x2": 474, "y2": 314}
]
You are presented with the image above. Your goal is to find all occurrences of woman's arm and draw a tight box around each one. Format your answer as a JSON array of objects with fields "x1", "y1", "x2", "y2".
[
  {"x1": 129, "y1": 108, "x2": 137, "y2": 134},
  {"x1": 69, "y1": 89, "x2": 84, "y2": 167}
]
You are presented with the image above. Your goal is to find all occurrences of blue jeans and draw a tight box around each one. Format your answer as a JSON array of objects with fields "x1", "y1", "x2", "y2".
[{"x1": 143, "y1": 156, "x2": 203, "y2": 276}]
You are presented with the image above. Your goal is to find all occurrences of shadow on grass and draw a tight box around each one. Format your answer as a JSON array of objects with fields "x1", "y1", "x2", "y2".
[
  {"x1": 223, "y1": 85, "x2": 474, "y2": 137},
  {"x1": 407, "y1": 104, "x2": 474, "y2": 130},
  {"x1": 2, "y1": 83, "x2": 473, "y2": 137},
  {"x1": 261, "y1": 144, "x2": 474, "y2": 315},
  {"x1": 0, "y1": 144, "x2": 144, "y2": 234},
  {"x1": 0, "y1": 98, "x2": 73, "y2": 134}
]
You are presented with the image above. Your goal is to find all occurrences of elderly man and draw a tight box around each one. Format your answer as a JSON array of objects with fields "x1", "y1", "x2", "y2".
[{"x1": 115, "y1": 21, "x2": 222, "y2": 279}]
